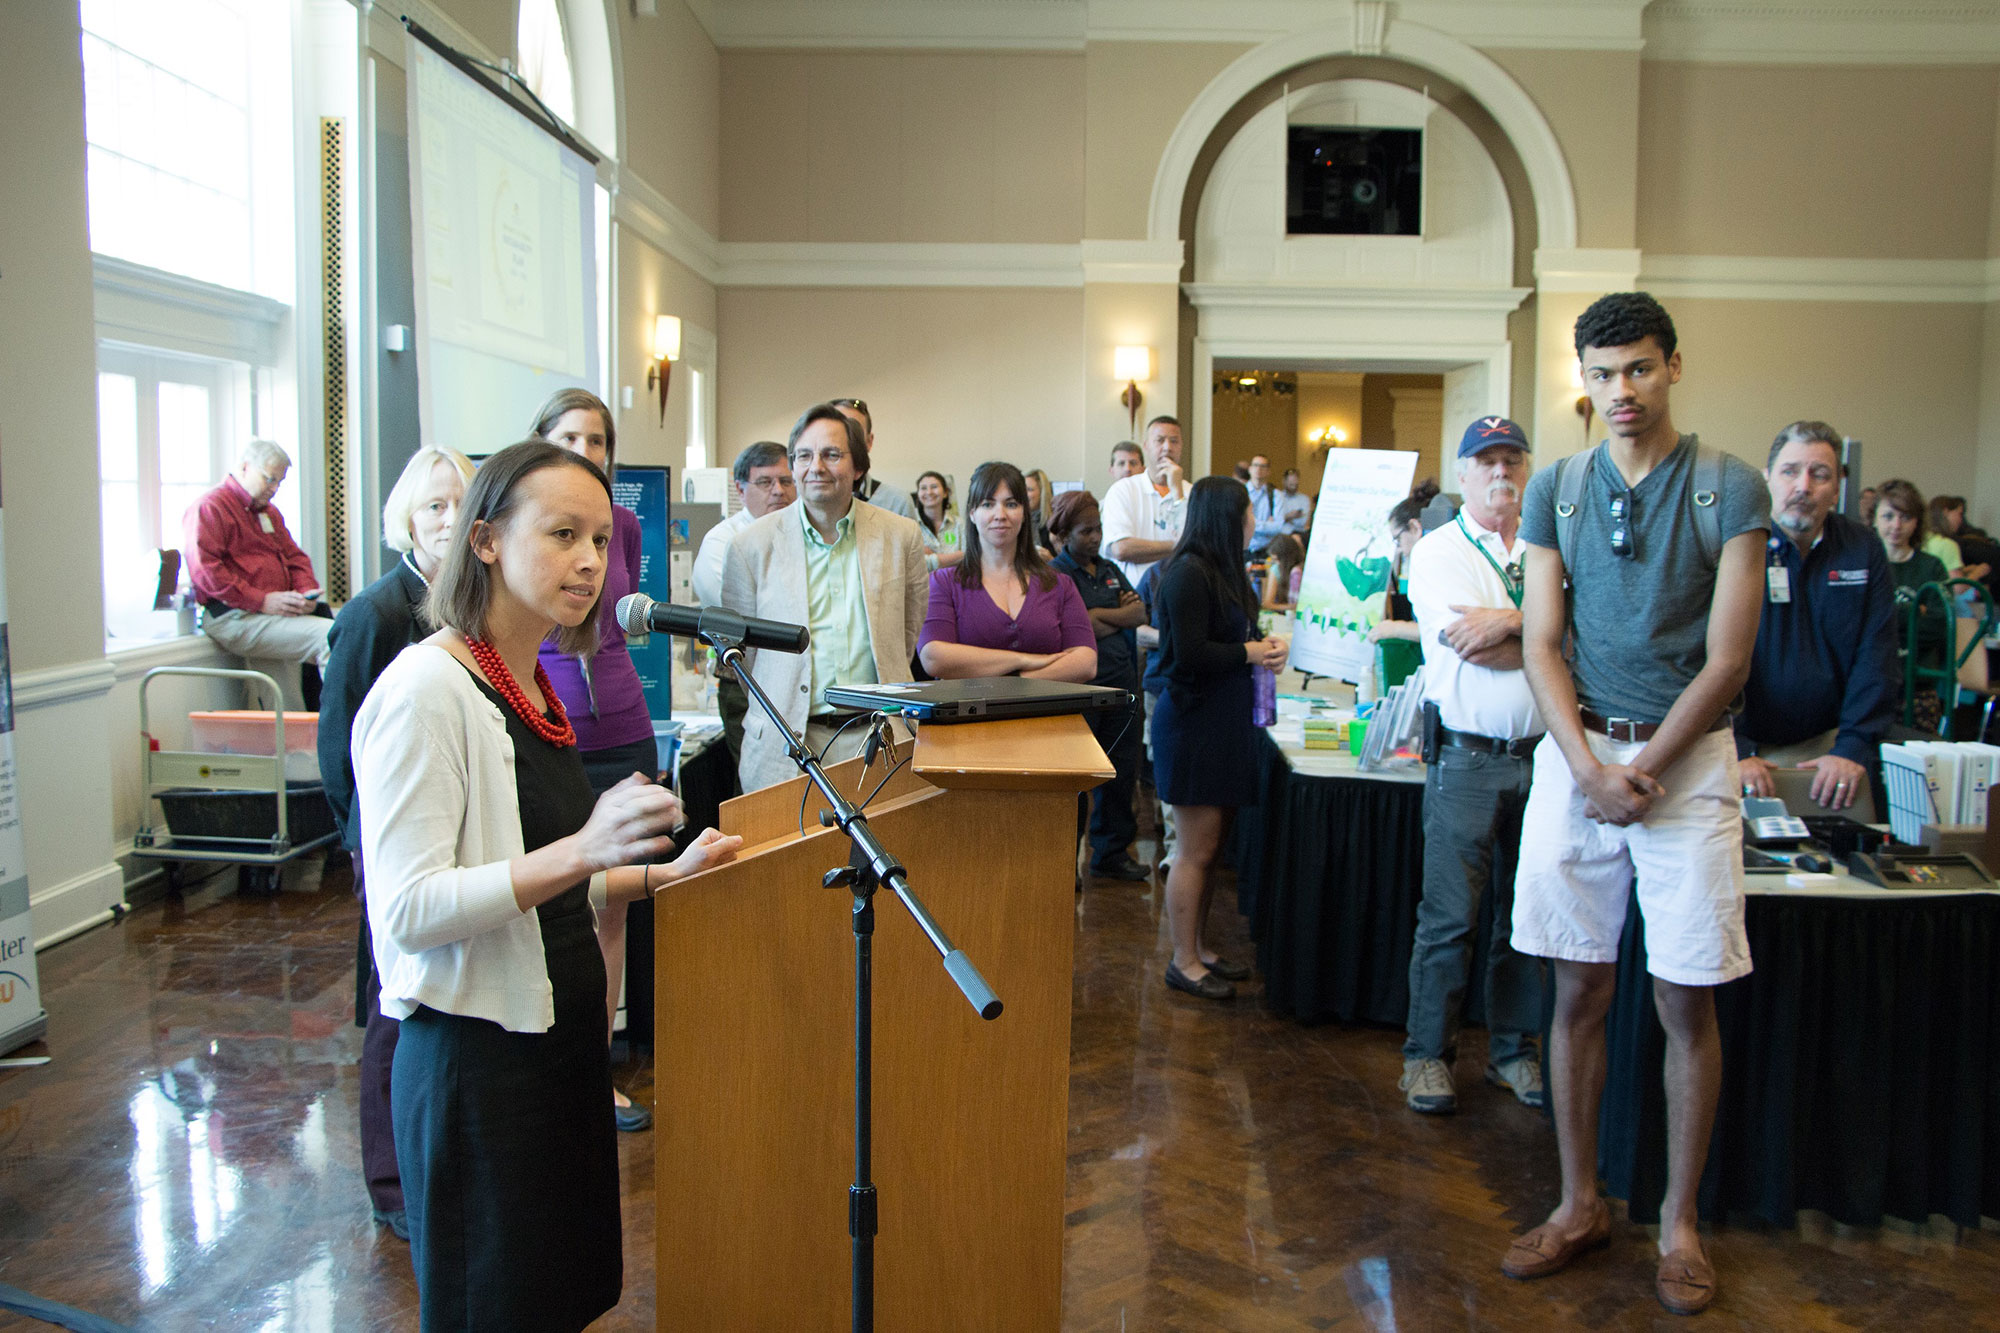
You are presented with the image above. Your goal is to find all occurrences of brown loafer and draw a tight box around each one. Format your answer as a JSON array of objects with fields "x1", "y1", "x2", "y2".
[
  {"x1": 1656, "y1": 1246, "x2": 1716, "y2": 1315},
  {"x1": 1501, "y1": 1200, "x2": 1612, "y2": 1280}
]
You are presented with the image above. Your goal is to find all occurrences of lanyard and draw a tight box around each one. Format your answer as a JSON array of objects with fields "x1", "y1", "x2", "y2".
[{"x1": 1457, "y1": 514, "x2": 1522, "y2": 608}]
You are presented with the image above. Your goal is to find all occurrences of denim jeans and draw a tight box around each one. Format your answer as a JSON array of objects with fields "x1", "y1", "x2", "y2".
[{"x1": 1402, "y1": 744, "x2": 1546, "y2": 1065}]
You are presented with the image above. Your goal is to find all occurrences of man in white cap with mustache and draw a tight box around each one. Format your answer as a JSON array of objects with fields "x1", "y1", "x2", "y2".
[{"x1": 1398, "y1": 415, "x2": 1548, "y2": 1118}]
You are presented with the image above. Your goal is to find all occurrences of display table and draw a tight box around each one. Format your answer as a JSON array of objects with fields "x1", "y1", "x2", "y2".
[
  {"x1": 1230, "y1": 720, "x2": 1498, "y2": 1029},
  {"x1": 1600, "y1": 881, "x2": 2000, "y2": 1229}
]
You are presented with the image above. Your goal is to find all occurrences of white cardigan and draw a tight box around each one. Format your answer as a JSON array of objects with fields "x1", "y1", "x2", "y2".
[{"x1": 352, "y1": 642, "x2": 574, "y2": 1033}]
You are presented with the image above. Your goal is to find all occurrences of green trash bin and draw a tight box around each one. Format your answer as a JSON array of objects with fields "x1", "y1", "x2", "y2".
[{"x1": 1378, "y1": 639, "x2": 1423, "y2": 692}]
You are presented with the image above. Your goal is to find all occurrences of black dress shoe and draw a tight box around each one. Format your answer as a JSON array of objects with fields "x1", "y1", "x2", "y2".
[
  {"x1": 614, "y1": 1100, "x2": 653, "y2": 1133},
  {"x1": 1091, "y1": 855, "x2": 1151, "y2": 882},
  {"x1": 372, "y1": 1207, "x2": 410, "y2": 1241},
  {"x1": 1164, "y1": 961, "x2": 1235, "y2": 1000},
  {"x1": 1203, "y1": 956, "x2": 1252, "y2": 981}
]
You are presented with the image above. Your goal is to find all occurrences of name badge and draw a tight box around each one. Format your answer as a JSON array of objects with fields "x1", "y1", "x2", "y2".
[
  {"x1": 1767, "y1": 565, "x2": 1790, "y2": 603},
  {"x1": 259, "y1": 513, "x2": 275, "y2": 534}
]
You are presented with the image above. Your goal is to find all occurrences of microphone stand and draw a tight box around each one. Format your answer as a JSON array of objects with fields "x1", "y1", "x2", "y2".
[{"x1": 702, "y1": 624, "x2": 1003, "y2": 1333}]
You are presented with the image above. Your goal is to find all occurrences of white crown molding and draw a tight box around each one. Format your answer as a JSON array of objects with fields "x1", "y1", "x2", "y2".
[
  {"x1": 1088, "y1": 0, "x2": 1647, "y2": 49},
  {"x1": 1081, "y1": 239, "x2": 1185, "y2": 284},
  {"x1": 613, "y1": 170, "x2": 724, "y2": 286},
  {"x1": 1643, "y1": 1, "x2": 2000, "y2": 64},
  {"x1": 1184, "y1": 282, "x2": 1532, "y2": 314},
  {"x1": 698, "y1": 0, "x2": 1087, "y2": 50},
  {"x1": 1639, "y1": 253, "x2": 2000, "y2": 303},
  {"x1": 11, "y1": 659, "x2": 118, "y2": 711},
  {"x1": 1534, "y1": 247, "x2": 1643, "y2": 292},
  {"x1": 93, "y1": 254, "x2": 290, "y2": 364},
  {"x1": 717, "y1": 241, "x2": 1087, "y2": 287}
]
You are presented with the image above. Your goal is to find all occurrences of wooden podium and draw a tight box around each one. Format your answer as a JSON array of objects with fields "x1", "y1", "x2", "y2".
[{"x1": 654, "y1": 715, "x2": 1113, "y2": 1330}]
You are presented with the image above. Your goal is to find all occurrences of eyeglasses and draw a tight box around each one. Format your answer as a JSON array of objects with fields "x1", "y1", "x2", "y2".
[
  {"x1": 1608, "y1": 488, "x2": 1635, "y2": 559},
  {"x1": 745, "y1": 476, "x2": 793, "y2": 492},
  {"x1": 794, "y1": 448, "x2": 848, "y2": 468}
]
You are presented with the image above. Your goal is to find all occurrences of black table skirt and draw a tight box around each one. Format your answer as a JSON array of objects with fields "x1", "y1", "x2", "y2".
[
  {"x1": 621, "y1": 736, "x2": 737, "y2": 1048},
  {"x1": 1232, "y1": 732, "x2": 1499, "y2": 1029},
  {"x1": 1600, "y1": 888, "x2": 2000, "y2": 1229}
]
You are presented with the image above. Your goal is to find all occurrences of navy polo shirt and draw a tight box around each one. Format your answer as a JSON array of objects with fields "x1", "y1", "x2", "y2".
[
  {"x1": 1736, "y1": 512, "x2": 1899, "y2": 764},
  {"x1": 1050, "y1": 549, "x2": 1138, "y2": 688}
]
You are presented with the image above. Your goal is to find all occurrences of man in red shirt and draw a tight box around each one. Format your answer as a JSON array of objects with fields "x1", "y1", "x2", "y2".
[{"x1": 183, "y1": 440, "x2": 331, "y2": 709}]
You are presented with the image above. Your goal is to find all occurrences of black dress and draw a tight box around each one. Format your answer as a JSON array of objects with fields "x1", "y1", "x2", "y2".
[
  {"x1": 1144, "y1": 558, "x2": 1256, "y2": 807},
  {"x1": 390, "y1": 675, "x2": 622, "y2": 1332}
]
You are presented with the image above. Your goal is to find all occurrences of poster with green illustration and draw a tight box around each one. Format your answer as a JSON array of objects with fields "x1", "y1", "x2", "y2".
[{"x1": 1289, "y1": 449, "x2": 1419, "y2": 682}]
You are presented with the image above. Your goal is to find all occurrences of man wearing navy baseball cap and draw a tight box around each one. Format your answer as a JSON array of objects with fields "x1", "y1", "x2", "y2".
[{"x1": 1398, "y1": 413, "x2": 1549, "y2": 1120}]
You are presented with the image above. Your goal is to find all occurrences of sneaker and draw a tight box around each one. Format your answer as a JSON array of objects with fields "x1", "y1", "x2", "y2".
[
  {"x1": 1399, "y1": 1057, "x2": 1457, "y2": 1114},
  {"x1": 1486, "y1": 1056, "x2": 1546, "y2": 1109}
]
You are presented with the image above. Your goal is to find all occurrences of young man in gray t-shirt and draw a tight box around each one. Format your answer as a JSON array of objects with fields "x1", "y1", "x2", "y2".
[{"x1": 1500, "y1": 294, "x2": 1768, "y2": 1317}]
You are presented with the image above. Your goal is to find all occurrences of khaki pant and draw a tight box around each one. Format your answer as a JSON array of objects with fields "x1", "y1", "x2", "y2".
[{"x1": 202, "y1": 609, "x2": 333, "y2": 710}]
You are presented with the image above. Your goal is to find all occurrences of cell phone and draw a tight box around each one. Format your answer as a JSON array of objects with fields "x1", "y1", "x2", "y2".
[{"x1": 300, "y1": 588, "x2": 322, "y2": 600}]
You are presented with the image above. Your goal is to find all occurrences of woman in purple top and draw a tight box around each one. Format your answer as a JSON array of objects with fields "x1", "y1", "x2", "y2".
[
  {"x1": 530, "y1": 388, "x2": 658, "y2": 1134},
  {"x1": 918, "y1": 460, "x2": 1096, "y2": 682}
]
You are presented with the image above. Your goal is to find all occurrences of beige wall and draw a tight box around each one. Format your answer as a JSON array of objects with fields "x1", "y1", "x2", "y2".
[
  {"x1": 1638, "y1": 62, "x2": 2000, "y2": 259},
  {"x1": 1487, "y1": 48, "x2": 1639, "y2": 249},
  {"x1": 1210, "y1": 376, "x2": 1298, "y2": 482},
  {"x1": 1084, "y1": 41, "x2": 1254, "y2": 241},
  {"x1": 616, "y1": 0, "x2": 722, "y2": 235},
  {"x1": 716, "y1": 287, "x2": 1085, "y2": 497},
  {"x1": 1658, "y1": 299, "x2": 1984, "y2": 500},
  {"x1": 1082, "y1": 281, "x2": 1180, "y2": 484},
  {"x1": 432, "y1": 0, "x2": 514, "y2": 63},
  {"x1": 1294, "y1": 372, "x2": 1363, "y2": 496},
  {"x1": 719, "y1": 51, "x2": 1085, "y2": 244},
  {"x1": 3, "y1": 1, "x2": 104, "y2": 673},
  {"x1": 613, "y1": 236, "x2": 718, "y2": 469}
]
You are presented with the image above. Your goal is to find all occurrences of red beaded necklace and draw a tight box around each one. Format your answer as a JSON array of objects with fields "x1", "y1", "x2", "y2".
[{"x1": 464, "y1": 635, "x2": 576, "y2": 748}]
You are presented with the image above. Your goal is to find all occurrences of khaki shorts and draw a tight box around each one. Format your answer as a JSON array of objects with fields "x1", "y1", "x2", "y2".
[{"x1": 1513, "y1": 726, "x2": 1752, "y2": 987}]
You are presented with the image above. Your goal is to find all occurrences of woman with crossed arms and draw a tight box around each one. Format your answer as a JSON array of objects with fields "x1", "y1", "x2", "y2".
[
  {"x1": 352, "y1": 440, "x2": 739, "y2": 1330},
  {"x1": 917, "y1": 460, "x2": 1096, "y2": 683}
]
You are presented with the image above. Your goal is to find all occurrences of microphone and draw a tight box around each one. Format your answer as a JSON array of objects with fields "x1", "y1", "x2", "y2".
[{"x1": 615, "y1": 592, "x2": 812, "y2": 655}]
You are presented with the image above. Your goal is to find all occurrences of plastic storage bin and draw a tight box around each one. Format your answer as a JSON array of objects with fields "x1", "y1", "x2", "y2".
[
  {"x1": 189, "y1": 710, "x2": 321, "y2": 782},
  {"x1": 157, "y1": 783, "x2": 336, "y2": 846}
]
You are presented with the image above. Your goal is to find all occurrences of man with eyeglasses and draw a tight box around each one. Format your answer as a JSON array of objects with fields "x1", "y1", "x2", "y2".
[
  {"x1": 184, "y1": 438, "x2": 333, "y2": 710},
  {"x1": 721, "y1": 404, "x2": 929, "y2": 793},
  {"x1": 1397, "y1": 417, "x2": 1548, "y2": 1118},
  {"x1": 829, "y1": 397, "x2": 917, "y2": 520},
  {"x1": 1733, "y1": 421, "x2": 1897, "y2": 812},
  {"x1": 694, "y1": 441, "x2": 799, "y2": 764},
  {"x1": 1502, "y1": 293, "x2": 1769, "y2": 1316}
]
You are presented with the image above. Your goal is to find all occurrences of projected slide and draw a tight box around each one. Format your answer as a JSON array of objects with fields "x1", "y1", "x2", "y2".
[{"x1": 407, "y1": 36, "x2": 597, "y2": 452}]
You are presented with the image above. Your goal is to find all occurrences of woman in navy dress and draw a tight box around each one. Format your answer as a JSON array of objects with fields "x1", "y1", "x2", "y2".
[{"x1": 1147, "y1": 477, "x2": 1289, "y2": 1000}]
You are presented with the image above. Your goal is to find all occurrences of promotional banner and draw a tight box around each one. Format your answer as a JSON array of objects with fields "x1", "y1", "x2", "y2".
[
  {"x1": 1289, "y1": 449, "x2": 1419, "y2": 682},
  {"x1": 614, "y1": 465, "x2": 674, "y2": 720},
  {"x1": 0, "y1": 509, "x2": 48, "y2": 1055}
]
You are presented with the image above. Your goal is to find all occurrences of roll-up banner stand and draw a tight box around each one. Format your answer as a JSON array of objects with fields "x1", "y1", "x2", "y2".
[
  {"x1": 0, "y1": 501, "x2": 49, "y2": 1055},
  {"x1": 614, "y1": 465, "x2": 674, "y2": 721}
]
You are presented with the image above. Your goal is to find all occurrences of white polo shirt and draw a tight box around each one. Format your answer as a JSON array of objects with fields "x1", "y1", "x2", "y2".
[
  {"x1": 1408, "y1": 510, "x2": 1542, "y2": 741},
  {"x1": 1100, "y1": 471, "x2": 1187, "y2": 588}
]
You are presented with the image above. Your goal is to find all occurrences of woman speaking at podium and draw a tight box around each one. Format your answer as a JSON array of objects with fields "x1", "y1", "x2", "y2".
[
  {"x1": 1149, "y1": 477, "x2": 1288, "y2": 1001},
  {"x1": 351, "y1": 440, "x2": 739, "y2": 1331}
]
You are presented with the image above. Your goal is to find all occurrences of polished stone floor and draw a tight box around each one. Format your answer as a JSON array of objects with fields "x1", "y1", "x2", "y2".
[{"x1": 1, "y1": 850, "x2": 1996, "y2": 1331}]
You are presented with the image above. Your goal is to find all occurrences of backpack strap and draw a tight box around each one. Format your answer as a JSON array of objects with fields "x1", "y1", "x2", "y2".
[
  {"x1": 1552, "y1": 443, "x2": 1599, "y2": 577},
  {"x1": 1690, "y1": 441, "x2": 1724, "y2": 569}
]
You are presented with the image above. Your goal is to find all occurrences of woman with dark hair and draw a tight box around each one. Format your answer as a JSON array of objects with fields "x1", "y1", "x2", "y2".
[
  {"x1": 1260, "y1": 532, "x2": 1305, "y2": 611},
  {"x1": 1872, "y1": 479, "x2": 1954, "y2": 729},
  {"x1": 1148, "y1": 477, "x2": 1289, "y2": 1000},
  {"x1": 1369, "y1": 480, "x2": 1436, "y2": 644},
  {"x1": 527, "y1": 388, "x2": 657, "y2": 1133},
  {"x1": 912, "y1": 469, "x2": 964, "y2": 569},
  {"x1": 319, "y1": 445, "x2": 474, "y2": 1241},
  {"x1": 917, "y1": 460, "x2": 1095, "y2": 683},
  {"x1": 351, "y1": 440, "x2": 739, "y2": 1330}
]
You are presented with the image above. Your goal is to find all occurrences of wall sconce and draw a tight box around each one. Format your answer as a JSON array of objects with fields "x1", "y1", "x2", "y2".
[
  {"x1": 1306, "y1": 425, "x2": 1349, "y2": 451},
  {"x1": 1114, "y1": 345, "x2": 1152, "y2": 437},
  {"x1": 647, "y1": 315, "x2": 682, "y2": 426}
]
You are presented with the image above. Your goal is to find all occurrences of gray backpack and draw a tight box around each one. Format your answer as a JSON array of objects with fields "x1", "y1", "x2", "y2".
[{"x1": 1551, "y1": 439, "x2": 1726, "y2": 576}]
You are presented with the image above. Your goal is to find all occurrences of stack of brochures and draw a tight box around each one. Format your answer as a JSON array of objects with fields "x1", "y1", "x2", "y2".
[{"x1": 1879, "y1": 741, "x2": 2000, "y2": 844}]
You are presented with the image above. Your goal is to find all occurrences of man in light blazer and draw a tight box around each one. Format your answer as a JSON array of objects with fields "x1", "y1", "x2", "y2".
[{"x1": 721, "y1": 403, "x2": 930, "y2": 793}]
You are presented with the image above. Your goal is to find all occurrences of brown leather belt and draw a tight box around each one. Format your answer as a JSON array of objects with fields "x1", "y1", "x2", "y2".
[{"x1": 1579, "y1": 708, "x2": 1728, "y2": 744}]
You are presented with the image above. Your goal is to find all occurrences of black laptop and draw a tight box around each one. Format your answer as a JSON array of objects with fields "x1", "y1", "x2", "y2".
[{"x1": 821, "y1": 678, "x2": 1133, "y2": 723}]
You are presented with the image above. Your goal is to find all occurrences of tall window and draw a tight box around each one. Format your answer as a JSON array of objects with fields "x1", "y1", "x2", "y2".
[
  {"x1": 82, "y1": 0, "x2": 298, "y2": 644},
  {"x1": 517, "y1": 0, "x2": 577, "y2": 130}
]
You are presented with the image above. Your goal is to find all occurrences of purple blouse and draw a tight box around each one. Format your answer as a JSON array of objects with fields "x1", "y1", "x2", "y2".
[
  {"x1": 918, "y1": 566, "x2": 1095, "y2": 660},
  {"x1": 538, "y1": 503, "x2": 654, "y2": 754}
]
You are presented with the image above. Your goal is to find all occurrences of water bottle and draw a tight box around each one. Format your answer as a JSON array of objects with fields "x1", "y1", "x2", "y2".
[{"x1": 1252, "y1": 662, "x2": 1277, "y2": 727}]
